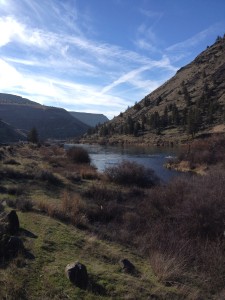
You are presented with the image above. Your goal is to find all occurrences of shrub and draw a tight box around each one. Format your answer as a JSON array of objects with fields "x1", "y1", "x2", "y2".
[
  {"x1": 36, "y1": 170, "x2": 62, "y2": 186},
  {"x1": 65, "y1": 171, "x2": 81, "y2": 183},
  {"x1": 178, "y1": 135, "x2": 225, "y2": 166},
  {"x1": 67, "y1": 146, "x2": 91, "y2": 164},
  {"x1": 37, "y1": 191, "x2": 88, "y2": 228},
  {"x1": 16, "y1": 198, "x2": 34, "y2": 212},
  {"x1": 104, "y1": 160, "x2": 160, "y2": 187},
  {"x1": 83, "y1": 184, "x2": 123, "y2": 203},
  {"x1": 6, "y1": 198, "x2": 33, "y2": 212},
  {"x1": 79, "y1": 166, "x2": 98, "y2": 180}
]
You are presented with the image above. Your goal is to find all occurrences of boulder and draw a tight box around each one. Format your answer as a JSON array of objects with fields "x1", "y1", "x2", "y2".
[
  {"x1": 7, "y1": 210, "x2": 19, "y2": 234},
  {"x1": 0, "y1": 235, "x2": 24, "y2": 259},
  {"x1": 120, "y1": 258, "x2": 135, "y2": 274},
  {"x1": 65, "y1": 262, "x2": 88, "y2": 289},
  {"x1": 7, "y1": 236, "x2": 24, "y2": 258}
]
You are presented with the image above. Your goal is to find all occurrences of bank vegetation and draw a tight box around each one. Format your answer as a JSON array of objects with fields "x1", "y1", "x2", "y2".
[{"x1": 0, "y1": 140, "x2": 225, "y2": 299}]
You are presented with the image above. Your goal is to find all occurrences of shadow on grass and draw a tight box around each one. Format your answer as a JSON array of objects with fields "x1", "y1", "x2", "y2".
[
  {"x1": 20, "y1": 228, "x2": 38, "y2": 239},
  {"x1": 88, "y1": 275, "x2": 107, "y2": 296}
]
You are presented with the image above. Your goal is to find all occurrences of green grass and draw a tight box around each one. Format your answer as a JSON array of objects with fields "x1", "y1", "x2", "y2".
[{"x1": 0, "y1": 211, "x2": 179, "y2": 299}]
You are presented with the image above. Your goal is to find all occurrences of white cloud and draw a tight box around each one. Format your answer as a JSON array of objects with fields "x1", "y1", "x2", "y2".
[
  {"x1": 0, "y1": 16, "x2": 58, "y2": 49},
  {"x1": 100, "y1": 65, "x2": 151, "y2": 94},
  {"x1": 166, "y1": 25, "x2": 220, "y2": 52},
  {"x1": 0, "y1": 2, "x2": 180, "y2": 119},
  {"x1": 100, "y1": 55, "x2": 177, "y2": 95},
  {"x1": 139, "y1": 9, "x2": 163, "y2": 20},
  {"x1": 135, "y1": 39, "x2": 157, "y2": 52},
  {"x1": 0, "y1": 16, "x2": 24, "y2": 46},
  {"x1": 0, "y1": 59, "x2": 22, "y2": 87},
  {"x1": 0, "y1": 58, "x2": 128, "y2": 119}
]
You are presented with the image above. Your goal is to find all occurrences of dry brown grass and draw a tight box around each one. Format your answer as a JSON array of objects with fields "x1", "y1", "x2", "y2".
[
  {"x1": 37, "y1": 190, "x2": 88, "y2": 228},
  {"x1": 149, "y1": 251, "x2": 188, "y2": 284},
  {"x1": 178, "y1": 134, "x2": 225, "y2": 166}
]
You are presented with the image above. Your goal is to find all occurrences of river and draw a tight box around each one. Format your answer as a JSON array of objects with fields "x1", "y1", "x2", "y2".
[{"x1": 65, "y1": 144, "x2": 181, "y2": 183}]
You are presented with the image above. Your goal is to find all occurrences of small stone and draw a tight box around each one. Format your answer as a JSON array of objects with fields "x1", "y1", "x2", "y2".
[{"x1": 120, "y1": 258, "x2": 135, "y2": 274}]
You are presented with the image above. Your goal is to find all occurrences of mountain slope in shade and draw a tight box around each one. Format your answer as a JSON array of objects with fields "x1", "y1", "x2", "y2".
[
  {"x1": 0, "y1": 94, "x2": 89, "y2": 140},
  {"x1": 69, "y1": 111, "x2": 109, "y2": 127},
  {"x1": 0, "y1": 93, "x2": 40, "y2": 106},
  {"x1": 86, "y1": 35, "x2": 225, "y2": 144},
  {"x1": 0, "y1": 119, "x2": 26, "y2": 143}
]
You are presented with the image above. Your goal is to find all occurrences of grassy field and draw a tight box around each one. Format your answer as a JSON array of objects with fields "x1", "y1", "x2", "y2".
[{"x1": 1, "y1": 211, "x2": 179, "y2": 300}]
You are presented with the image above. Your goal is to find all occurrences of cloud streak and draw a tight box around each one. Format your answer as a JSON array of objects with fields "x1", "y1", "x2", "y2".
[
  {"x1": 166, "y1": 24, "x2": 222, "y2": 52},
  {"x1": 1, "y1": 0, "x2": 219, "y2": 119}
]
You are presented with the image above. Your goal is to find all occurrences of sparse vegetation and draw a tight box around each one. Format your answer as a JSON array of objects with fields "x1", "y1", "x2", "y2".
[
  {"x1": 83, "y1": 35, "x2": 225, "y2": 146},
  {"x1": 1, "y1": 140, "x2": 225, "y2": 299},
  {"x1": 104, "y1": 160, "x2": 160, "y2": 187},
  {"x1": 167, "y1": 134, "x2": 225, "y2": 173},
  {"x1": 67, "y1": 146, "x2": 91, "y2": 164}
]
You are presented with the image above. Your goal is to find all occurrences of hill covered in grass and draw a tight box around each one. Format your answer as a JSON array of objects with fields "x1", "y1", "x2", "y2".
[{"x1": 85, "y1": 35, "x2": 225, "y2": 145}]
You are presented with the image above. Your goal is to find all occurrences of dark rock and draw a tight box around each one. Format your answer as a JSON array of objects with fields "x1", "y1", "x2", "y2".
[
  {"x1": 7, "y1": 210, "x2": 19, "y2": 234},
  {"x1": 5, "y1": 236, "x2": 24, "y2": 259},
  {"x1": 120, "y1": 258, "x2": 135, "y2": 274},
  {"x1": 65, "y1": 262, "x2": 88, "y2": 289}
]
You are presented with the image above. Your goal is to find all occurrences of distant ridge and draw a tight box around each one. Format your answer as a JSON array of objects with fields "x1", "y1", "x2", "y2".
[
  {"x1": 69, "y1": 111, "x2": 109, "y2": 127},
  {"x1": 0, "y1": 93, "x2": 89, "y2": 141},
  {"x1": 0, "y1": 93, "x2": 40, "y2": 106}
]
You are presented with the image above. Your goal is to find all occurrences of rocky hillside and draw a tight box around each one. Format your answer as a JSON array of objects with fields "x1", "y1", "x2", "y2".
[
  {"x1": 70, "y1": 111, "x2": 108, "y2": 127},
  {"x1": 86, "y1": 35, "x2": 225, "y2": 145},
  {"x1": 0, "y1": 94, "x2": 89, "y2": 141}
]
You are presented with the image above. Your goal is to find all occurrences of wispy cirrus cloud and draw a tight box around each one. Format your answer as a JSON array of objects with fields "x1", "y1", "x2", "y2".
[
  {"x1": 134, "y1": 23, "x2": 159, "y2": 52},
  {"x1": 0, "y1": 0, "x2": 180, "y2": 118},
  {"x1": 101, "y1": 55, "x2": 177, "y2": 95},
  {"x1": 139, "y1": 8, "x2": 163, "y2": 20},
  {"x1": 134, "y1": 7, "x2": 164, "y2": 52},
  {"x1": 166, "y1": 24, "x2": 222, "y2": 53}
]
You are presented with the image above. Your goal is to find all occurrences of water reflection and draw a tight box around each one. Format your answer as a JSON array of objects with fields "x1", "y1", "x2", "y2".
[{"x1": 65, "y1": 144, "x2": 180, "y2": 183}]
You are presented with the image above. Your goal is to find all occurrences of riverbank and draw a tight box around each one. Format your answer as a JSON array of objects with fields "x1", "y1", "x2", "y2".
[
  {"x1": 1, "y1": 143, "x2": 225, "y2": 299},
  {"x1": 80, "y1": 128, "x2": 188, "y2": 147},
  {"x1": 165, "y1": 160, "x2": 208, "y2": 175},
  {"x1": 165, "y1": 133, "x2": 225, "y2": 175}
]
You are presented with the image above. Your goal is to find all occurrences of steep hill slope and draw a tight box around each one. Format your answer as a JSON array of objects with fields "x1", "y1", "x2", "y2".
[
  {"x1": 0, "y1": 94, "x2": 89, "y2": 140},
  {"x1": 86, "y1": 35, "x2": 225, "y2": 145},
  {"x1": 70, "y1": 111, "x2": 109, "y2": 127},
  {"x1": 0, "y1": 119, "x2": 26, "y2": 143}
]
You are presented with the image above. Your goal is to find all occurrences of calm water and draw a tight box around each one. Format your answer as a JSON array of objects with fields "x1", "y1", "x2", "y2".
[{"x1": 65, "y1": 144, "x2": 181, "y2": 183}]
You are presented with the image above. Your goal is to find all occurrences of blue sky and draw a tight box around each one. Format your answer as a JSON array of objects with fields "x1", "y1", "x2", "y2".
[{"x1": 0, "y1": 0, "x2": 224, "y2": 119}]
